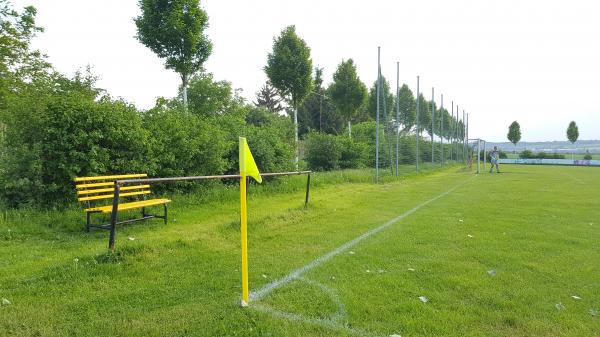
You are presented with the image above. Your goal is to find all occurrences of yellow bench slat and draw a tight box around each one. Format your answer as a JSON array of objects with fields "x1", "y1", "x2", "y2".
[
  {"x1": 77, "y1": 185, "x2": 150, "y2": 196},
  {"x1": 78, "y1": 190, "x2": 151, "y2": 202},
  {"x1": 74, "y1": 174, "x2": 147, "y2": 182},
  {"x1": 76, "y1": 182, "x2": 115, "y2": 189},
  {"x1": 85, "y1": 199, "x2": 171, "y2": 213}
]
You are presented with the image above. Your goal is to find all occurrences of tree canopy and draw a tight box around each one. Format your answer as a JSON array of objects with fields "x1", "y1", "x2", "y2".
[
  {"x1": 566, "y1": 121, "x2": 579, "y2": 144},
  {"x1": 397, "y1": 84, "x2": 416, "y2": 132},
  {"x1": 135, "y1": 0, "x2": 212, "y2": 108},
  {"x1": 328, "y1": 59, "x2": 367, "y2": 125},
  {"x1": 367, "y1": 76, "x2": 394, "y2": 121},
  {"x1": 264, "y1": 25, "x2": 313, "y2": 107},
  {"x1": 507, "y1": 121, "x2": 522, "y2": 146}
]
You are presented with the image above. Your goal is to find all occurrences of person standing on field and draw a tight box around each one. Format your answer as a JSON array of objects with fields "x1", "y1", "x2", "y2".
[{"x1": 489, "y1": 146, "x2": 500, "y2": 173}]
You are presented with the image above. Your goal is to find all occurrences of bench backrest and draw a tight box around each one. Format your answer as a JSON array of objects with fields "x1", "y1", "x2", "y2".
[{"x1": 74, "y1": 174, "x2": 151, "y2": 204}]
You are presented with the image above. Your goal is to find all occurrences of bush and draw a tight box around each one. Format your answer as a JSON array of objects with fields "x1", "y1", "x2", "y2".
[
  {"x1": 352, "y1": 121, "x2": 393, "y2": 167},
  {"x1": 519, "y1": 150, "x2": 534, "y2": 159},
  {"x1": 144, "y1": 110, "x2": 229, "y2": 178},
  {"x1": 338, "y1": 137, "x2": 369, "y2": 169},
  {"x1": 584, "y1": 152, "x2": 592, "y2": 160},
  {"x1": 0, "y1": 77, "x2": 152, "y2": 206},
  {"x1": 552, "y1": 153, "x2": 565, "y2": 159},
  {"x1": 304, "y1": 132, "x2": 342, "y2": 171},
  {"x1": 244, "y1": 123, "x2": 295, "y2": 173},
  {"x1": 517, "y1": 150, "x2": 566, "y2": 160}
]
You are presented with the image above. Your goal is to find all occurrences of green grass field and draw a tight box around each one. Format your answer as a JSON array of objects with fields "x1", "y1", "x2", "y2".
[{"x1": 1, "y1": 164, "x2": 599, "y2": 336}]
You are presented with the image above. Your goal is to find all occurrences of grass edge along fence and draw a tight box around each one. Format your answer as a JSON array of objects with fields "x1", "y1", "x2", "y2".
[
  {"x1": 498, "y1": 158, "x2": 600, "y2": 166},
  {"x1": 108, "y1": 171, "x2": 312, "y2": 250}
]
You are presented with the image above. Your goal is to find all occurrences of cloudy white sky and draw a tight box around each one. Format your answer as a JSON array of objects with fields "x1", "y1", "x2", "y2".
[{"x1": 12, "y1": 0, "x2": 600, "y2": 141}]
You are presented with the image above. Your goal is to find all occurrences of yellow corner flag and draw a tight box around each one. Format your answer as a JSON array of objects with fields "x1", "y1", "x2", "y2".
[
  {"x1": 239, "y1": 137, "x2": 261, "y2": 307},
  {"x1": 239, "y1": 137, "x2": 262, "y2": 183}
]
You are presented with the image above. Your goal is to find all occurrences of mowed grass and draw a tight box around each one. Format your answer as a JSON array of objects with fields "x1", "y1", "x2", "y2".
[{"x1": 1, "y1": 164, "x2": 599, "y2": 336}]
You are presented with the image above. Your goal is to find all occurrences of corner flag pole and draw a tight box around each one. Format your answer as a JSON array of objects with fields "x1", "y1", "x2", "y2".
[
  {"x1": 240, "y1": 141, "x2": 249, "y2": 307},
  {"x1": 238, "y1": 137, "x2": 263, "y2": 307},
  {"x1": 375, "y1": 47, "x2": 381, "y2": 183}
]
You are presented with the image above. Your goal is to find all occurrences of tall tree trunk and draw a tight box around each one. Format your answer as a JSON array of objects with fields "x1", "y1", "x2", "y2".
[
  {"x1": 294, "y1": 102, "x2": 299, "y2": 170},
  {"x1": 182, "y1": 73, "x2": 189, "y2": 110},
  {"x1": 348, "y1": 120, "x2": 352, "y2": 138}
]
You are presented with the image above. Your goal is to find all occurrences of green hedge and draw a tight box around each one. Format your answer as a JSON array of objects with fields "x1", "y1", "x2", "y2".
[{"x1": 0, "y1": 76, "x2": 295, "y2": 207}]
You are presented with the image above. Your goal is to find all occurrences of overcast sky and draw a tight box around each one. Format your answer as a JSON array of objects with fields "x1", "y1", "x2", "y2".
[{"x1": 12, "y1": 0, "x2": 600, "y2": 142}]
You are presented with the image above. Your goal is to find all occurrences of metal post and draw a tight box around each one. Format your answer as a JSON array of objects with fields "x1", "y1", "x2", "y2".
[
  {"x1": 416, "y1": 76, "x2": 420, "y2": 173},
  {"x1": 108, "y1": 182, "x2": 120, "y2": 250},
  {"x1": 382, "y1": 82, "x2": 393, "y2": 174},
  {"x1": 431, "y1": 87, "x2": 435, "y2": 165},
  {"x1": 450, "y1": 101, "x2": 454, "y2": 161},
  {"x1": 477, "y1": 138, "x2": 481, "y2": 174},
  {"x1": 464, "y1": 111, "x2": 468, "y2": 164},
  {"x1": 460, "y1": 111, "x2": 463, "y2": 163},
  {"x1": 304, "y1": 173, "x2": 311, "y2": 207},
  {"x1": 395, "y1": 61, "x2": 400, "y2": 177},
  {"x1": 483, "y1": 141, "x2": 487, "y2": 170},
  {"x1": 376, "y1": 47, "x2": 380, "y2": 183},
  {"x1": 455, "y1": 105, "x2": 459, "y2": 162},
  {"x1": 441, "y1": 94, "x2": 444, "y2": 166}
]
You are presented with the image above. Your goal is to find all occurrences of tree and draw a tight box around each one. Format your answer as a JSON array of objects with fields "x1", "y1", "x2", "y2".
[
  {"x1": 264, "y1": 25, "x2": 313, "y2": 169},
  {"x1": 507, "y1": 121, "x2": 521, "y2": 153},
  {"x1": 566, "y1": 121, "x2": 579, "y2": 160},
  {"x1": 135, "y1": 0, "x2": 212, "y2": 109},
  {"x1": 367, "y1": 76, "x2": 394, "y2": 121},
  {"x1": 417, "y1": 94, "x2": 431, "y2": 135},
  {"x1": 397, "y1": 84, "x2": 416, "y2": 132},
  {"x1": 184, "y1": 72, "x2": 236, "y2": 116},
  {"x1": 328, "y1": 59, "x2": 367, "y2": 136},
  {"x1": 254, "y1": 81, "x2": 284, "y2": 113},
  {"x1": 298, "y1": 67, "x2": 339, "y2": 136},
  {"x1": 0, "y1": 1, "x2": 50, "y2": 111}
]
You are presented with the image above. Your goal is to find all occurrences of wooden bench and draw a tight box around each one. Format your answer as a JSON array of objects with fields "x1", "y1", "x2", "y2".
[{"x1": 74, "y1": 174, "x2": 170, "y2": 235}]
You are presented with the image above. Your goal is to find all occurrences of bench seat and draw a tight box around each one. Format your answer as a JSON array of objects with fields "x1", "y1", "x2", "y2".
[{"x1": 85, "y1": 198, "x2": 171, "y2": 213}]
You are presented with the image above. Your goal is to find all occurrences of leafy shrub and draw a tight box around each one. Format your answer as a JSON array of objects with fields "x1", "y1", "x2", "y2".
[
  {"x1": 218, "y1": 107, "x2": 296, "y2": 174},
  {"x1": 398, "y1": 135, "x2": 417, "y2": 164},
  {"x1": 304, "y1": 132, "x2": 342, "y2": 171},
  {"x1": 338, "y1": 137, "x2": 369, "y2": 169},
  {"x1": 0, "y1": 76, "x2": 152, "y2": 206},
  {"x1": 584, "y1": 152, "x2": 592, "y2": 160},
  {"x1": 144, "y1": 109, "x2": 229, "y2": 178},
  {"x1": 244, "y1": 123, "x2": 295, "y2": 173},
  {"x1": 519, "y1": 150, "x2": 534, "y2": 159},
  {"x1": 352, "y1": 121, "x2": 393, "y2": 167},
  {"x1": 518, "y1": 150, "x2": 566, "y2": 159}
]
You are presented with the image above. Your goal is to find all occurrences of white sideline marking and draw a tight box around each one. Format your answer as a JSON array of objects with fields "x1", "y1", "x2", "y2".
[{"x1": 250, "y1": 177, "x2": 472, "y2": 302}]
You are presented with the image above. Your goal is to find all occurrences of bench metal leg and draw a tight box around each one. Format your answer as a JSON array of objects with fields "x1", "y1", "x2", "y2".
[
  {"x1": 108, "y1": 213, "x2": 117, "y2": 251},
  {"x1": 86, "y1": 212, "x2": 91, "y2": 232},
  {"x1": 108, "y1": 183, "x2": 120, "y2": 251},
  {"x1": 163, "y1": 204, "x2": 168, "y2": 224}
]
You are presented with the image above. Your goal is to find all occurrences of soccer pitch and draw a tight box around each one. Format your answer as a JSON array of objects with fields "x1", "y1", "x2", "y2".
[{"x1": 1, "y1": 165, "x2": 599, "y2": 336}]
